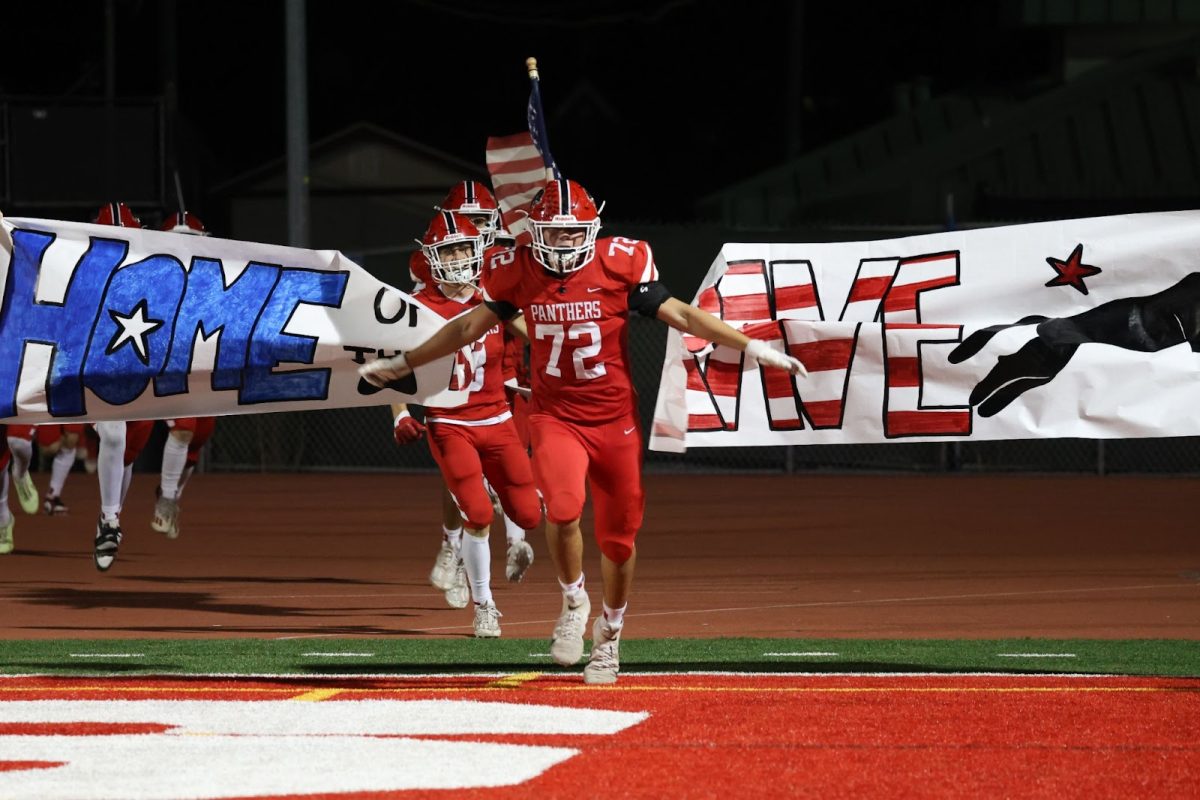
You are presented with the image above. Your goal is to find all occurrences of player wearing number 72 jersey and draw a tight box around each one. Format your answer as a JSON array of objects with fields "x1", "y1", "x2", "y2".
[{"x1": 361, "y1": 178, "x2": 807, "y2": 683}]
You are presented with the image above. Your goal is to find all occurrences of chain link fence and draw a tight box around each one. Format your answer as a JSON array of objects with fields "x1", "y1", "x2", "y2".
[
  {"x1": 200, "y1": 222, "x2": 1200, "y2": 477},
  {"x1": 205, "y1": 312, "x2": 1200, "y2": 476}
]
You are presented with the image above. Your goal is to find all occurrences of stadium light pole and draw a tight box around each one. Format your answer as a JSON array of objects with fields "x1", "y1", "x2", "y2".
[
  {"x1": 284, "y1": 0, "x2": 310, "y2": 248},
  {"x1": 104, "y1": 0, "x2": 117, "y2": 199}
]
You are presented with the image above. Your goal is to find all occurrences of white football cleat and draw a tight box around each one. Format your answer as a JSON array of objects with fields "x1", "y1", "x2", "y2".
[
  {"x1": 583, "y1": 615, "x2": 622, "y2": 685},
  {"x1": 549, "y1": 593, "x2": 590, "y2": 666},
  {"x1": 505, "y1": 539, "x2": 534, "y2": 582},
  {"x1": 444, "y1": 560, "x2": 469, "y2": 609},
  {"x1": 473, "y1": 600, "x2": 502, "y2": 638}
]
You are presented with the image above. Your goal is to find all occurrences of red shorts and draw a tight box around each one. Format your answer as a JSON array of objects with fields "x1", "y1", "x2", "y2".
[
  {"x1": 528, "y1": 411, "x2": 644, "y2": 564},
  {"x1": 168, "y1": 417, "x2": 216, "y2": 465},
  {"x1": 426, "y1": 419, "x2": 540, "y2": 532},
  {"x1": 5, "y1": 425, "x2": 34, "y2": 441},
  {"x1": 6, "y1": 424, "x2": 84, "y2": 446},
  {"x1": 0, "y1": 425, "x2": 9, "y2": 470},
  {"x1": 124, "y1": 421, "x2": 156, "y2": 466}
]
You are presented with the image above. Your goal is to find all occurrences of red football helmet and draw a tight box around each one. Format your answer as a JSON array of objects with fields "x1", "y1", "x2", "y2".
[
  {"x1": 438, "y1": 181, "x2": 501, "y2": 246},
  {"x1": 417, "y1": 210, "x2": 484, "y2": 287},
  {"x1": 528, "y1": 178, "x2": 602, "y2": 274},
  {"x1": 408, "y1": 250, "x2": 433, "y2": 291},
  {"x1": 92, "y1": 202, "x2": 142, "y2": 228},
  {"x1": 160, "y1": 211, "x2": 209, "y2": 236}
]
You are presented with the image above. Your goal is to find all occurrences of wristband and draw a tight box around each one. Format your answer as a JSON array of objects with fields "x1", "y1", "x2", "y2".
[{"x1": 744, "y1": 339, "x2": 767, "y2": 361}]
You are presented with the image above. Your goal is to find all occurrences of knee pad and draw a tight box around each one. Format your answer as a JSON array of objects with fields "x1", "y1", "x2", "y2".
[
  {"x1": 544, "y1": 491, "x2": 585, "y2": 525},
  {"x1": 598, "y1": 532, "x2": 635, "y2": 565},
  {"x1": 511, "y1": 495, "x2": 543, "y2": 532},
  {"x1": 460, "y1": 498, "x2": 494, "y2": 532}
]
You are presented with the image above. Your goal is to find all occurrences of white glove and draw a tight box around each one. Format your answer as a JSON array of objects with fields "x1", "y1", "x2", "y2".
[
  {"x1": 359, "y1": 352, "x2": 412, "y2": 388},
  {"x1": 745, "y1": 338, "x2": 807, "y2": 378}
]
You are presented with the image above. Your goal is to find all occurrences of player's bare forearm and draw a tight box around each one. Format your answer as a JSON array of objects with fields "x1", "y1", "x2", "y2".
[
  {"x1": 656, "y1": 297, "x2": 750, "y2": 350},
  {"x1": 408, "y1": 305, "x2": 500, "y2": 368}
]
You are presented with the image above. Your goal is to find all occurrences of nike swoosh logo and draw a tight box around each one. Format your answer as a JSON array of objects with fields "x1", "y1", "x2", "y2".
[
  {"x1": 587, "y1": 287, "x2": 602, "y2": 293},
  {"x1": 623, "y1": 427, "x2": 636, "y2": 435}
]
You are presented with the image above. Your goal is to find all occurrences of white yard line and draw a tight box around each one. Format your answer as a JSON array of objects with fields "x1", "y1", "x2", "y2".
[
  {"x1": 301, "y1": 653, "x2": 376, "y2": 658},
  {"x1": 68, "y1": 653, "x2": 145, "y2": 658},
  {"x1": 997, "y1": 653, "x2": 1077, "y2": 658}
]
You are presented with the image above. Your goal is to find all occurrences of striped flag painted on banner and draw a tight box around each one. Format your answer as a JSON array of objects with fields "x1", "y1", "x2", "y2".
[{"x1": 485, "y1": 132, "x2": 555, "y2": 242}]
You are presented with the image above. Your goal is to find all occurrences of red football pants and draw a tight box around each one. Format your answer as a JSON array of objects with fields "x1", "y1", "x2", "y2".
[
  {"x1": 168, "y1": 417, "x2": 217, "y2": 466},
  {"x1": 528, "y1": 412, "x2": 645, "y2": 564},
  {"x1": 426, "y1": 419, "x2": 540, "y2": 532},
  {"x1": 123, "y1": 421, "x2": 155, "y2": 466}
]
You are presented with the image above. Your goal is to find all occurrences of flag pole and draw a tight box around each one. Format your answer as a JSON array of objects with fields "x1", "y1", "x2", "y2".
[{"x1": 525, "y1": 56, "x2": 561, "y2": 180}]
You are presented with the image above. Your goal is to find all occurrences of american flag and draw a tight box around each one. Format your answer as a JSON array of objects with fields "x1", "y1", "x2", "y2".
[{"x1": 485, "y1": 77, "x2": 560, "y2": 243}]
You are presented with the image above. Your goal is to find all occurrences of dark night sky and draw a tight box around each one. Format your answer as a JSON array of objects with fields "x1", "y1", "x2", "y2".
[{"x1": 1, "y1": 1, "x2": 1049, "y2": 220}]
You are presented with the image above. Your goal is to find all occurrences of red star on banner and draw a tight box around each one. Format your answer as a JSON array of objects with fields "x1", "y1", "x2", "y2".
[{"x1": 1045, "y1": 243, "x2": 1102, "y2": 295}]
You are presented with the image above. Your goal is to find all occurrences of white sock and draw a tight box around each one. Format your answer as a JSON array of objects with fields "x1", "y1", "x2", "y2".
[
  {"x1": 602, "y1": 602, "x2": 627, "y2": 631},
  {"x1": 160, "y1": 436, "x2": 189, "y2": 499},
  {"x1": 49, "y1": 447, "x2": 76, "y2": 496},
  {"x1": 503, "y1": 512, "x2": 525, "y2": 544},
  {"x1": 0, "y1": 470, "x2": 10, "y2": 515},
  {"x1": 120, "y1": 463, "x2": 133, "y2": 511},
  {"x1": 442, "y1": 525, "x2": 462, "y2": 552},
  {"x1": 7, "y1": 436, "x2": 32, "y2": 477},
  {"x1": 460, "y1": 532, "x2": 492, "y2": 605},
  {"x1": 559, "y1": 573, "x2": 586, "y2": 606},
  {"x1": 177, "y1": 465, "x2": 194, "y2": 500},
  {"x1": 94, "y1": 422, "x2": 126, "y2": 517}
]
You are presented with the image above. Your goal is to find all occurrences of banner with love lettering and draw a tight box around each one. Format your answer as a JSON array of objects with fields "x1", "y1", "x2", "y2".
[{"x1": 650, "y1": 210, "x2": 1200, "y2": 451}]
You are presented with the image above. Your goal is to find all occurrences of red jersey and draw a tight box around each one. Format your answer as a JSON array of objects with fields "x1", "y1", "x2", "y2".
[
  {"x1": 417, "y1": 284, "x2": 510, "y2": 424},
  {"x1": 482, "y1": 236, "x2": 658, "y2": 424}
]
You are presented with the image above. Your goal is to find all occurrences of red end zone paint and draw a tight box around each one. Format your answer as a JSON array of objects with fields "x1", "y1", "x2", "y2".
[
  {"x1": 0, "y1": 722, "x2": 174, "y2": 735},
  {"x1": 1, "y1": 675, "x2": 1197, "y2": 800}
]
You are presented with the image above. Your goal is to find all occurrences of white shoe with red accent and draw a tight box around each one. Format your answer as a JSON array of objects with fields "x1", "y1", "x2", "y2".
[
  {"x1": 550, "y1": 594, "x2": 590, "y2": 666},
  {"x1": 583, "y1": 615, "x2": 622, "y2": 685}
]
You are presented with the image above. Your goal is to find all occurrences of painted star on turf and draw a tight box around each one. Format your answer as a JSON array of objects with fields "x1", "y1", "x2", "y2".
[
  {"x1": 106, "y1": 299, "x2": 164, "y2": 365},
  {"x1": 1044, "y1": 243, "x2": 1102, "y2": 295}
]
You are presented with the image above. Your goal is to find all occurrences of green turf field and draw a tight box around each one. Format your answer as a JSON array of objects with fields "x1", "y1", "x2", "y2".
[{"x1": 0, "y1": 638, "x2": 1196, "y2": 676}]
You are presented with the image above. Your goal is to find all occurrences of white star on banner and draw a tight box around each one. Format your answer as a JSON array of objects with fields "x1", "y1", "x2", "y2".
[{"x1": 106, "y1": 300, "x2": 164, "y2": 365}]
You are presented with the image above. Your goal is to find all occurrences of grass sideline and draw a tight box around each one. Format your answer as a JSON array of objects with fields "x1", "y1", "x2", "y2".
[{"x1": 0, "y1": 638, "x2": 1196, "y2": 677}]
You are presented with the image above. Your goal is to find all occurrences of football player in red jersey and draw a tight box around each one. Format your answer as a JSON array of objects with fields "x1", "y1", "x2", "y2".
[
  {"x1": 89, "y1": 203, "x2": 158, "y2": 571},
  {"x1": 362, "y1": 178, "x2": 806, "y2": 682},
  {"x1": 151, "y1": 211, "x2": 217, "y2": 539},
  {"x1": 402, "y1": 182, "x2": 535, "y2": 606},
  {"x1": 392, "y1": 211, "x2": 541, "y2": 637}
]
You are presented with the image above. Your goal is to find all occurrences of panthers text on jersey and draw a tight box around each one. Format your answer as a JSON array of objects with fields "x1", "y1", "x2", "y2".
[{"x1": 482, "y1": 236, "x2": 658, "y2": 424}]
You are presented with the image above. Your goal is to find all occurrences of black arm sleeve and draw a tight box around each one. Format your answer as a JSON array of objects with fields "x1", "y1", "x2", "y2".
[
  {"x1": 628, "y1": 281, "x2": 672, "y2": 318},
  {"x1": 484, "y1": 299, "x2": 520, "y2": 322}
]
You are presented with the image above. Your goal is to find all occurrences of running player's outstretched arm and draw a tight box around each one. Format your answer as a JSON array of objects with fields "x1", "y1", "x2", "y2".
[
  {"x1": 655, "y1": 297, "x2": 807, "y2": 377},
  {"x1": 360, "y1": 304, "x2": 501, "y2": 387}
]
